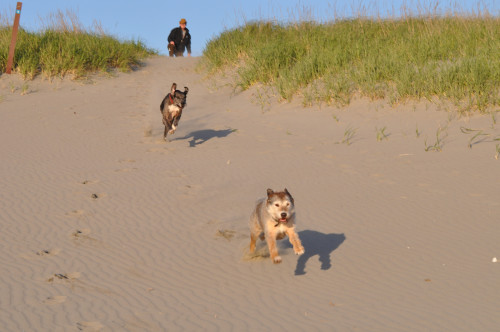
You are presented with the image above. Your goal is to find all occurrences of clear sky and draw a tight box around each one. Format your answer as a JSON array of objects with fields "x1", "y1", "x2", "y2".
[{"x1": 3, "y1": 0, "x2": 499, "y2": 56}]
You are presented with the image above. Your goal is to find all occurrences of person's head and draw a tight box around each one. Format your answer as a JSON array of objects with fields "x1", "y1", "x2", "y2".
[{"x1": 179, "y1": 18, "x2": 187, "y2": 30}]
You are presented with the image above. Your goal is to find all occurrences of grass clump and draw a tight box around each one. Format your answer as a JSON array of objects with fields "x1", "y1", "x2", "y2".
[
  {"x1": 0, "y1": 10, "x2": 156, "y2": 79},
  {"x1": 202, "y1": 11, "x2": 499, "y2": 112}
]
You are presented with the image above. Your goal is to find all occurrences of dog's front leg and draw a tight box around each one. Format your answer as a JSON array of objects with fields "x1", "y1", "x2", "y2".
[
  {"x1": 266, "y1": 234, "x2": 281, "y2": 264},
  {"x1": 287, "y1": 228, "x2": 305, "y2": 255},
  {"x1": 163, "y1": 114, "x2": 174, "y2": 139},
  {"x1": 170, "y1": 116, "x2": 178, "y2": 134},
  {"x1": 171, "y1": 113, "x2": 182, "y2": 134}
]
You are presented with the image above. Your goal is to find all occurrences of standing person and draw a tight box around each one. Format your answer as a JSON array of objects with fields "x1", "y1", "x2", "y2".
[{"x1": 168, "y1": 18, "x2": 191, "y2": 57}]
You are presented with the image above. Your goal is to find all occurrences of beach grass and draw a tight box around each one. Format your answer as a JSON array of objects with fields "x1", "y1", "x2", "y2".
[
  {"x1": 0, "y1": 10, "x2": 156, "y2": 79},
  {"x1": 202, "y1": 9, "x2": 499, "y2": 112}
]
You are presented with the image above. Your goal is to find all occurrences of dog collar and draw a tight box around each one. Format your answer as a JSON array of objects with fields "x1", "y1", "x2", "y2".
[{"x1": 169, "y1": 94, "x2": 174, "y2": 103}]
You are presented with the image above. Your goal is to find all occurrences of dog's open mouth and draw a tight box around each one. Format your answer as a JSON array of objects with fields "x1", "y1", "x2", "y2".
[{"x1": 274, "y1": 217, "x2": 288, "y2": 227}]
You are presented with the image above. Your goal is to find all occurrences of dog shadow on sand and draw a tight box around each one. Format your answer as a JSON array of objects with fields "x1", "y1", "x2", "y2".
[
  {"x1": 173, "y1": 129, "x2": 235, "y2": 147},
  {"x1": 286, "y1": 230, "x2": 346, "y2": 276}
]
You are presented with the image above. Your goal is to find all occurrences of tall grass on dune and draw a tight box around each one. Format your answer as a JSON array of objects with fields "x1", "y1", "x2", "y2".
[
  {"x1": 202, "y1": 11, "x2": 499, "y2": 111},
  {"x1": 0, "y1": 10, "x2": 156, "y2": 79}
]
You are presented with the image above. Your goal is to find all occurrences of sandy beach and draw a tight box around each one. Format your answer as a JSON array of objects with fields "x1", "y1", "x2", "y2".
[{"x1": 1, "y1": 56, "x2": 499, "y2": 331}]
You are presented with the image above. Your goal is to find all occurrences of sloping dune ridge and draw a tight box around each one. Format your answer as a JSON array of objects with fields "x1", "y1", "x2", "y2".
[{"x1": 0, "y1": 56, "x2": 499, "y2": 331}]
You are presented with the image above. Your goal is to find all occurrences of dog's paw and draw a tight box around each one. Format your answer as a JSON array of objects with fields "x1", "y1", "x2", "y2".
[
  {"x1": 294, "y1": 246, "x2": 305, "y2": 255},
  {"x1": 273, "y1": 256, "x2": 282, "y2": 264},
  {"x1": 295, "y1": 248, "x2": 305, "y2": 255},
  {"x1": 168, "y1": 129, "x2": 175, "y2": 135}
]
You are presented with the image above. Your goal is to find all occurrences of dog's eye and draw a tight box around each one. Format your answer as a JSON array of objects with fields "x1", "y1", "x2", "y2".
[
  {"x1": 275, "y1": 204, "x2": 279, "y2": 207},
  {"x1": 286, "y1": 203, "x2": 290, "y2": 206}
]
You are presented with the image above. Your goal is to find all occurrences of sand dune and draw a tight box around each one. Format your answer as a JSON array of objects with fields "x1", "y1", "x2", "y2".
[{"x1": 1, "y1": 56, "x2": 499, "y2": 331}]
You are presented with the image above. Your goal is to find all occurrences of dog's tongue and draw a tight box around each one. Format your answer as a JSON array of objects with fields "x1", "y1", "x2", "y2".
[{"x1": 280, "y1": 218, "x2": 287, "y2": 223}]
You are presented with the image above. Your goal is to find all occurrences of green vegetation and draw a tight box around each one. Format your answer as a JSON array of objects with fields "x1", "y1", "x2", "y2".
[
  {"x1": 0, "y1": 10, "x2": 156, "y2": 79},
  {"x1": 202, "y1": 13, "x2": 499, "y2": 111},
  {"x1": 336, "y1": 126, "x2": 357, "y2": 145},
  {"x1": 424, "y1": 126, "x2": 447, "y2": 151},
  {"x1": 376, "y1": 126, "x2": 389, "y2": 141}
]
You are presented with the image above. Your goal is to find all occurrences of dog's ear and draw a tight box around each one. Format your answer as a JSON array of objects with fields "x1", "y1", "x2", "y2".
[
  {"x1": 284, "y1": 188, "x2": 294, "y2": 204},
  {"x1": 171, "y1": 83, "x2": 177, "y2": 94},
  {"x1": 184, "y1": 87, "x2": 189, "y2": 95},
  {"x1": 266, "y1": 188, "x2": 274, "y2": 204}
]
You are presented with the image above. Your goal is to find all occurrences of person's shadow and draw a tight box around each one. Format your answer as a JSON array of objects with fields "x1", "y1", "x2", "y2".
[
  {"x1": 288, "y1": 230, "x2": 345, "y2": 276},
  {"x1": 173, "y1": 129, "x2": 235, "y2": 147}
]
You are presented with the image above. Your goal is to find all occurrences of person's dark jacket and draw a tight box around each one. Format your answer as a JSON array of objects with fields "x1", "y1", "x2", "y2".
[{"x1": 168, "y1": 27, "x2": 191, "y2": 55}]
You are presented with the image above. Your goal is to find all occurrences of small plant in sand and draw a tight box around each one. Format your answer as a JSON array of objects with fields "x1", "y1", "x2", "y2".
[
  {"x1": 337, "y1": 126, "x2": 357, "y2": 145},
  {"x1": 495, "y1": 144, "x2": 500, "y2": 160},
  {"x1": 424, "y1": 126, "x2": 447, "y2": 152},
  {"x1": 491, "y1": 110, "x2": 498, "y2": 127},
  {"x1": 460, "y1": 127, "x2": 490, "y2": 149},
  {"x1": 415, "y1": 125, "x2": 421, "y2": 138},
  {"x1": 376, "y1": 126, "x2": 389, "y2": 141},
  {"x1": 252, "y1": 86, "x2": 273, "y2": 113},
  {"x1": 20, "y1": 83, "x2": 29, "y2": 95}
]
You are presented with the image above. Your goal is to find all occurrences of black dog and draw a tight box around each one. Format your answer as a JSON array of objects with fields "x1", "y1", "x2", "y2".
[{"x1": 160, "y1": 83, "x2": 189, "y2": 140}]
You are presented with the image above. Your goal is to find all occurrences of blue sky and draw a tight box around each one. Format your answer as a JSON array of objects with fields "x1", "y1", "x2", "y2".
[{"x1": 3, "y1": 0, "x2": 499, "y2": 56}]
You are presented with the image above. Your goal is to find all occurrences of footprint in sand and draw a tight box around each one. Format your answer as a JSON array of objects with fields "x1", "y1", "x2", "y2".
[
  {"x1": 90, "y1": 193, "x2": 106, "y2": 200},
  {"x1": 76, "y1": 321, "x2": 104, "y2": 331},
  {"x1": 143, "y1": 127, "x2": 153, "y2": 137},
  {"x1": 146, "y1": 145, "x2": 169, "y2": 153},
  {"x1": 43, "y1": 295, "x2": 67, "y2": 305},
  {"x1": 20, "y1": 248, "x2": 60, "y2": 260},
  {"x1": 115, "y1": 159, "x2": 137, "y2": 172},
  {"x1": 114, "y1": 167, "x2": 138, "y2": 172},
  {"x1": 243, "y1": 246, "x2": 270, "y2": 262},
  {"x1": 66, "y1": 209, "x2": 85, "y2": 217},
  {"x1": 47, "y1": 271, "x2": 114, "y2": 295},
  {"x1": 119, "y1": 159, "x2": 136, "y2": 164},
  {"x1": 36, "y1": 248, "x2": 60, "y2": 257},
  {"x1": 47, "y1": 272, "x2": 81, "y2": 284},
  {"x1": 81, "y1": 179, "x2": 99, "y2": 185},
  {"x1": 215, "y1": 229, "x2": 236, "y2": 241},
  {"x1": 71, "y1": 229, "x2": 97, "y2": 244}
]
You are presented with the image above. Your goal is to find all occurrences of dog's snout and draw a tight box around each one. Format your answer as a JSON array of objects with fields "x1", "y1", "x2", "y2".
[{"x1": 281, "y1": 212, "x2": 287, "y2": 218}]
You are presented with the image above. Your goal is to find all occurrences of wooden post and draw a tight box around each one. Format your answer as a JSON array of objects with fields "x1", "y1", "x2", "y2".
[{"x1": 6, "y1": 2, "x2": 23, "y2": 74}]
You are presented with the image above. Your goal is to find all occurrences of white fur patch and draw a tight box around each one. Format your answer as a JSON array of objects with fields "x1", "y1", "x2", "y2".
[
  {"x1": 167, "y1": 104, "x2": 180, "y2": 116},
  {"x1": 275, "y1": 223, "x2": 288, "y2": 234}
]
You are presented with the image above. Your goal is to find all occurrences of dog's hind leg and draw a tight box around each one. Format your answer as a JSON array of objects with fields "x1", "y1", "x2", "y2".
[
  {"x1": 250, "y1": 233, "x2": 258, "y2": 253},
  {"x1": 163, "y1": 118, "x2": 169, "y2": 141},
  {"x1": 162, "y1": 116, "x2": 172, "y2": 140},
  {"x1": 266, "y1": 236, "x2": 281, "y2": 264},
  {"x1": 249, "y1": 210, "x2": 263, "y2": 253}
]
